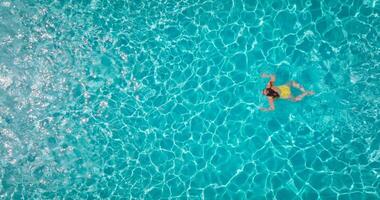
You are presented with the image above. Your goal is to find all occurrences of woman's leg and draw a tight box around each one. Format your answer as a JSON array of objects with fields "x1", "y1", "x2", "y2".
[
  {"x1": 288, "y1": 81, "x2": 314, "y2": 101},
  {"x1": 289, "y1": 81, "x2": 306, "y2": 92},
  {"x1": 292, "y1": 92, "x2": 309, "y2": 101}
]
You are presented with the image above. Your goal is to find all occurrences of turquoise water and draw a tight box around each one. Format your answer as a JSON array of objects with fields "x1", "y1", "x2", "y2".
[{"x1": 0, "y1": 0, "x2": 379, "y2": 199}]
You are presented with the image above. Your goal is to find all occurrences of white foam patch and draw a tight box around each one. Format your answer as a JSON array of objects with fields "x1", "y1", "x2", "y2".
[
  {"x1": 90, "y1": 0, "x2": 98, "y2": 10},
  {"x1": 1, "y1": 2, "x2": 11, "y2": 7},
  {"x1": 304, "y1": 30, "x2": 314, "y2": 38},
  {"x1": 350, "y1": 73, "x2": 361, "y2": 84},
  {"x1": 0, "y1": 76, "x2": 12, "y2": 89}
]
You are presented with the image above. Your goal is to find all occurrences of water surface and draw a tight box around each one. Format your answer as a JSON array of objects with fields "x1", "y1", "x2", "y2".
[{"x1": 0, "y1": 0, "x2": 379, "y2": 199}]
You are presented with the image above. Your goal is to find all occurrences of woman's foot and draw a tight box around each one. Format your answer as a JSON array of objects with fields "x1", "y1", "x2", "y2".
[
  {"x1": 293, "y1": 96, "x2": 303, "y2": 102},
  {"x1": 293, "y1": 91, "x2": 314, "y2": 102},
  {"x1": 291, "y1": 81, "x2": 307, "y2": 93}
]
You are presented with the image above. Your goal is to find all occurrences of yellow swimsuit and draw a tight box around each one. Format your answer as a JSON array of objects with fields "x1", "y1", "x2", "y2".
[{"x1": 278, "y1": 85, "x2": 291, "y2": 99}]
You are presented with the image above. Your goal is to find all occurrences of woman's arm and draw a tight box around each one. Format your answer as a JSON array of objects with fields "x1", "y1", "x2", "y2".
[
  {"x1": 260, "y1": 97, "x2": 275, "y2": 111},
  {"x1": 261, "y1": 73, "x2": 276, "y2": 87}
]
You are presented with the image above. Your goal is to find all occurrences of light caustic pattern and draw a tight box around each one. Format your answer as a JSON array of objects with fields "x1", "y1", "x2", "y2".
[{"x1": 0, "y1": 0, "x2": 379, "y2": 199}]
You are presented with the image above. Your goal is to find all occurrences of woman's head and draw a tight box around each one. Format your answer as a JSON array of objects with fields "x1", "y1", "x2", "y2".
[{"x1": 263, "y1": 88, "x2": 280, "y2": 98}]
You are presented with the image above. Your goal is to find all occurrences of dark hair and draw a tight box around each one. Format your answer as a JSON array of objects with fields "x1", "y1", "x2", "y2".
[{"x1": 265, "y1": 88, "x2": 280, "y2": 98}]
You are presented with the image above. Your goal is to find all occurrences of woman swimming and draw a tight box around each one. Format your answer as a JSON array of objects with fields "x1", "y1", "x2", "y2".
[{"x1": 260, "y1": 73, "x2": 314, "y2": 111}]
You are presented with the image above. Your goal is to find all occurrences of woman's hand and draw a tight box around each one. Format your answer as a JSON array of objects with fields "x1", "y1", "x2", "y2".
[
  {"x1": 261, "y1": 73, "x2": 276, "y2": 83},
  {"x1": 261, "y1": 73, "x2": 270, "y2": 78},
  {"x1": 259, "y1": 107, "x2": 274, "y2": 112},
  {"x1": 260, "y1": 107, "x2": 271, "y2": 112},
  {"x1": 259, "y1": 107, "x2": 267, "y2": 111}
]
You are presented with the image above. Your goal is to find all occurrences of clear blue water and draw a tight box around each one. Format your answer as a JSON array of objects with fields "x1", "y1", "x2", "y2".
[{"x1": 0, "y1": 0, "x2": 379, "y2": 199}]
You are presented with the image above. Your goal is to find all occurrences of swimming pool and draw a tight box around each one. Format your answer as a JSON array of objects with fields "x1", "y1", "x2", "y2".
[{"x1": 0, "y1": 0, "x2": 379, "y2": 199}]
